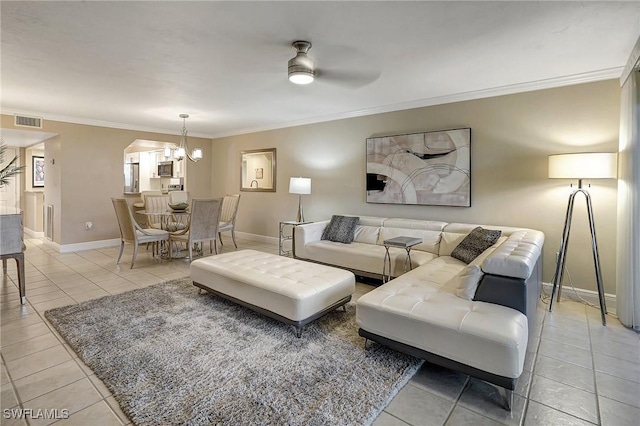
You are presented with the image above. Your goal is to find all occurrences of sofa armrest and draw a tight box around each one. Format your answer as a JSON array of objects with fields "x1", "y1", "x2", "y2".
[
  {"x1": 294, "y1": 220, "x2": 329, "y2": 259},
  {"x1": 482, "y1": 229, "x2": 545, "y2": 280},
  {"x1": 475, "y1": 255, "x2": 543, "y2": 336},
  {"x1": 474, "y1": 275, "x2": 526, "y2": 314}
]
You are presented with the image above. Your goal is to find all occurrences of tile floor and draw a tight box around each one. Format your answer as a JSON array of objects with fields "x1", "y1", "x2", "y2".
[{"x1": 1, "y1": 236, "x2": 639, "y2": 425}]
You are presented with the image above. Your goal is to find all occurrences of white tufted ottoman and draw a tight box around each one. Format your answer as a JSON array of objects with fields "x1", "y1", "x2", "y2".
[{"x1": 190, "y1": 249, "x2": 355, "y2": 337}]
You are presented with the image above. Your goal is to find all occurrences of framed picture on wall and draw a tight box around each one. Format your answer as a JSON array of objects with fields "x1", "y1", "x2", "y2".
[
  {"x1": 240, "y1": 148, "x2": 276, "y2": 192},
  {"x1": 366, "y1": 128, "x2": 471, "y2": 207},
  {"x1": 32, "y1": 156, "x2": 45, "y2": 188}
]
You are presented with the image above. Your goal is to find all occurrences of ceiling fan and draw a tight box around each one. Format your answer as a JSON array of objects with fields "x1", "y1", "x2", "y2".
[
  {"x1": 286, "y1": 40, "x2": 381, "y2": 88},
  {"x1": 288, "y1": 41, "x2": 315, "y2": 85}
]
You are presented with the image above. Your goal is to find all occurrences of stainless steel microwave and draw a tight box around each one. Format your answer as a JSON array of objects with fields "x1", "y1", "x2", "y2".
[{"x1": 157, "y1": 161, "x2": 173, "y2": 177}]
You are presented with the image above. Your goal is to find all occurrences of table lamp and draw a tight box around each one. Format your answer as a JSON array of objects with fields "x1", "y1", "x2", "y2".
[
  {"x1": 289, "y1": 177, "x2": 311, "y2": 222},
  {"x1": 548, "y1": 152, "x2": 617, "y2": 325}
]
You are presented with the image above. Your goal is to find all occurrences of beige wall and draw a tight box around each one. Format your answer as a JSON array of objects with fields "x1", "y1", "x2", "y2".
[
  {"x1": 1, "y1": 116, "x2": 213, "y2": 245},
  {"x1": 0, "y1": 79, "x2": 621, "y2": 294},
  {"x1": 23, "y1": 192, "x2": 44, "y2": 232},
  {"x1": 211, "y1": 80, "x2": 620, "y2": 294}
]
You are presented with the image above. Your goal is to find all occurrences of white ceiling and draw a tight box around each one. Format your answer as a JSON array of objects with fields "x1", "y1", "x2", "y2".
[
  {"x1": 1, "y1": 1, "x2": 639, "y2": 142},
  {"x1": 0, "y1": 128, "x2": 55, "y2": 149}
]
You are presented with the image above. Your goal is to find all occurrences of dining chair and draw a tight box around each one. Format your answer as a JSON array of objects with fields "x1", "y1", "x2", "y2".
[
  {"x1": 132, "y1": 190, "x2": 163, "y2": 227},
  {"x1": 144, "y1": 194, "x2": 171, "y2": 229},
  {"x1": 146, "y1": 194, "x2": 189, "y2": 233},
  {"x1": 218, "y1": 194, "x2": 241, "y2": 249},
  {"x1": 133, "y1": 190, "x2": 162, "y2": 208},
  {"x1": 170, "y1": 198, "x2": 223, "y2": 261},
  {"x1": 111, "y1": 198, "x2": 169, "y2": 269},
  {"x1": 134, "y1": 190, "x2": 163, "y2": 211}
]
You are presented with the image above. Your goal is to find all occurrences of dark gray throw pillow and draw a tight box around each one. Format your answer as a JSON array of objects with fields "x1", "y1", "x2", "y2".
[
  {"x1": 451, "y1": 226, "x2": 502, "y2": 264},
  {"x1": 321, "y1": 215, "x2": 360, "y2": 244}
]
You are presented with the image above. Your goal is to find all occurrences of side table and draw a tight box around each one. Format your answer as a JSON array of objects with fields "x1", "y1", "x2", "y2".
[
  {"x1": 279, "y1": 221, "x2": 310, "y2": 257},
  {"x1": 382, "y1": 236, "x2": 423, "y2": 283}
]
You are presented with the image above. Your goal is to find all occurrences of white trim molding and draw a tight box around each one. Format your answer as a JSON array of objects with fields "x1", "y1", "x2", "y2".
[
  {"x1": 24, "y1": 228, "x2": 44, "y2": 238},
  {"x1": 620, "y1": 34, "x2": 640, "y2": 86},
  {"x1": 542, "y1": 281, "x2": 617, "y2": 315},
  {"x1": 234, "y1": 231, "x2": 278, "y2": 246},
  {"x1": 4, "y1": 68, "x2": 623, "y2": 140},
  {"x1": 209, "y1": 68, "x2": 624, "y2": 138},
  {"x1": 46, "y1": 233, "x2": 276, "y2": 254},
  {"x1": 50, "y1": 238, "x2": 121, "y2": 254}
]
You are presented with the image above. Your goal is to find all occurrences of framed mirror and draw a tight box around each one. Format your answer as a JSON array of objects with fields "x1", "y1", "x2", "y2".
[{"x1": 240, "y1": 148, "x2": 276, "y2": 192}]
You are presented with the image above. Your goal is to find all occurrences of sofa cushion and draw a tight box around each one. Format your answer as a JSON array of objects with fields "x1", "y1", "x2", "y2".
[
  {"x1": 354, "y1": 225, "x2": 380, "y2": 245},
  {"x1": 451, "y1": 227, "x2": 502, "y2": 264},
  {"x1": 453, "y1": 264, "x2": 484, "y2": 300},
  {"x1": 321, "y1": 215, "x2": 359, "y2": 243},
  {"x1": 304, "y1": 241, "x2": 437, "y2": 276},
  {"x1": 441, "y1": 233, "x2": 508, "y2": 258},
  {"x1": 469, "y1": 236, "x2": 507, "y2": 266},
  {"x1": 481, "y1": 230, "x2": 545, "y2": 279},
  {"x1": 379, "y1": 227, "x2": 442, "y2": 255},
  {"x1": 439, "y1": 232, "x2": 468, "y2": 256},
  {"x1": 354, "y1": 216, "x2": 387, "y2": 227},
  {"x1": 356, "y1": 264, "x2": 528, "y2": 379}
]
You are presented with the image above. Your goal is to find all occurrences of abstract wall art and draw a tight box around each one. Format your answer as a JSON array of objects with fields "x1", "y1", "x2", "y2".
[
  {"x1": 32, "y1": 156, "x2": 45, "y2": 188},
  {"x1": 366, "y1": 128, "x2": 471, "y2": 207}
]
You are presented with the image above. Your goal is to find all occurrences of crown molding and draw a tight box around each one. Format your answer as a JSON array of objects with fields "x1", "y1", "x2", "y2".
[
  {"x1": 3, "y1": 67, "x2": 623, "y2": 140},
  {"x1": 0, "y1": 109, "x2": 212, "y2": 139},
  {"x1": 621, "y1": 34, "x2": 640, "y2": 85},
  {"x1": 209, "y1": 67, "x2": 624, "y2": 138}
]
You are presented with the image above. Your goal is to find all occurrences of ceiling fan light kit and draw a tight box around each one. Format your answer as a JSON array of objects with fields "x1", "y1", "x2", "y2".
[{"x1": 288, "y1": 41, "x2": 315, "y2": 85}]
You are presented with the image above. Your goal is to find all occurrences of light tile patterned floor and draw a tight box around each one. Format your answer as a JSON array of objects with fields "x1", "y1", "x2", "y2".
[{"x1": 1, "y1": 237, "x2": 639, "y2": 425}]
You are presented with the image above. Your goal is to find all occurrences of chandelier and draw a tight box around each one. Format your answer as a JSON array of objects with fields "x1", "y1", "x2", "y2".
[{"x1": 164, "y1": 114, "x2": 202, "y2": 162}]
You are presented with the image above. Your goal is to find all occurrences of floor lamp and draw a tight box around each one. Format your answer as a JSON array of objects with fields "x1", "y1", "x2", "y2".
[
  {"x1": 289, "y1": 177, "x2": 311, "y2": 223},
  {"x1": 548, "y1": 152, "x2": 617, "y2": 326}
]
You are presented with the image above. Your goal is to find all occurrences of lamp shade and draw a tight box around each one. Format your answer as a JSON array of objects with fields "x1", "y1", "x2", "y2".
[
  {"x1": 289, "y1": 177, "x2": 311, "y2": 194},
  {"x1": 174, "y1": 147, "x2": 186, "y2": 159},
  {"x1": 548, "y1": 153, "x2": 617, "y2": 179}
]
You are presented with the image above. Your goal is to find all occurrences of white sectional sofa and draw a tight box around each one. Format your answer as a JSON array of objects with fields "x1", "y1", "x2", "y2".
[{"x1": 294, "y1": 216, "x2": 544, "y2": 409}]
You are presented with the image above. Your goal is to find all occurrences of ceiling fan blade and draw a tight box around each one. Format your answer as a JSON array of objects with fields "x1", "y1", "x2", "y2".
[{"x1": 316, "y1": 68, "x2": 382, "y2": 89}]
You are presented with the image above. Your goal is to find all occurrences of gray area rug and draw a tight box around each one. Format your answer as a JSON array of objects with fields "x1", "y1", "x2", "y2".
[{"x1": 45, "y1": 278, "x2": 422, "y2": 425}]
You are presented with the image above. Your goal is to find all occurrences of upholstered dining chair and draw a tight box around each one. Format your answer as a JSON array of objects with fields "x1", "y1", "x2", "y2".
[
  {"x1": 170, "y1": 198, "x2": 222, "y2": 261},
  {"x1": 111, "y1": 198, "x2": 169, "y2": 269},
  {"x1": 146, "y1": 194, "x2": 188, "y2": 233},
  {"x1": 144, "y1": 194, "x2": 171, "y2": 229},
  {"x1": 134, "y1": 190, "x2": 162, "y2": 208},
  {"x1": 218, "y1": 194, "x2": 241, "y2": 249},
  {"x1": 132, "y1": 190, "x2": 163, "y2": 227}
]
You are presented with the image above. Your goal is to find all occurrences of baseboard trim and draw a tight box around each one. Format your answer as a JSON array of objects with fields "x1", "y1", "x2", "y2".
[
  {"x1": 55, "y1": 238, "x2": 121, "y2": 254},
  {"x1": 24, "y1": 228, "x2": 44, "y2": 238},
  {"x1": 541, "y1": 281, "x2": 617, "y2": 315},
  {"x1": 45, "y1": 232, "x2": 275, "y2": 254},
  {"x1": 234, "y1": 231, "x2": 278, "y2": 245}
]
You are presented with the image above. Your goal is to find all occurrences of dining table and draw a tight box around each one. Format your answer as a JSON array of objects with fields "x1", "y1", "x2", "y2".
[
  {"x1": 135, "y1": 209, "x2": 191, "y2": 258},
  {"x1": 136, "y1": 209, "x2": 190, "y2": 230}
]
